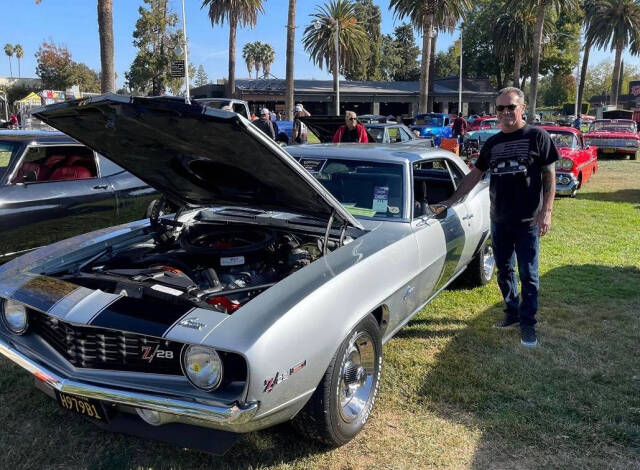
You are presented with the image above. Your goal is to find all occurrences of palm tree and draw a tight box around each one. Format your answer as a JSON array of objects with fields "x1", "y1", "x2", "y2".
[
  {"x1": 390, "y1": 0, "x2": 471, "y2": 113},
  {"x1": 259, "y1": 42, "x2": 275, "y2": 77},
  {"x1": 202, "y1": 0, "x2": 265, "y2": 97},
  {"x1": 98, "y1": 0, "x2": 115, "y2": 93},
  {"x1": 586, "y1": 0, "x2": 640, "y2": 106},
  {"x1": 576, "y1": 0, "x2": 600, "y2": 116},
  {"x1": 14, "y1": 44, "x2": 23, "y2": 79},
  {"x1": 303, "y1": 0, "x2": 368, "y2": 114},
  {"x1": 242, "y1": 42, "x2": 257, "y2": 79},
  {"x1": 493, "y1": 7, "x2": 537, "y2": 87},
  {"x1": 511, "y1": 0, "x2": 579, "y2": 123},
  {"x1": 285, "y1": 0, "x2": 297, "y2": 120},
  {"x1": 4, "y1": 44, "x2": 14, "y2": 78}
]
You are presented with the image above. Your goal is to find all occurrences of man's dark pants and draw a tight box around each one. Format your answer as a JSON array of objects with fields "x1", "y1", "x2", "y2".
[{"x1": 491, "y1": 221, "x2": 540, "y2": 326}]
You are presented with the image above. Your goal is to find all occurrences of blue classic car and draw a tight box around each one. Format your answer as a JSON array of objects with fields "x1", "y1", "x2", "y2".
[{"x1": 410, "y1": 113, "x2": 454, "y2": 146}]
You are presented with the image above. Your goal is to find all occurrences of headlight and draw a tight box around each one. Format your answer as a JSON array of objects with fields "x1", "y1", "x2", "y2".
[
  {"x1": 626, "y1": 139, "x2": 638, "y2": 147},
  {"x1": 1, "y1": 298, "x2": 28, "y2": 334},
  {"x1": 561, "y1": 158, "x2": 573, "y2": 170},
  {"x1": 182, "y1": 345, "x2": 223, "y2": 391}
]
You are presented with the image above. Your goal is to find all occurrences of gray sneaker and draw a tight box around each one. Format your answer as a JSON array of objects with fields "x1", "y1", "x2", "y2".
[{"x1": 520, "y1": 326, "x2": 538, "y2": 347}]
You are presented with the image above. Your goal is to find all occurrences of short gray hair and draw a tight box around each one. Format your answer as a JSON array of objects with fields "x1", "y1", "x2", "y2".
[{"x1": 497, "y1": 87, "x2": 525, "y2": 104}]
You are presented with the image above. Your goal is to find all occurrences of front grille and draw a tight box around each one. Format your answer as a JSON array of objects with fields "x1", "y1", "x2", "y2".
[
  {"x1": 29, "y1": 309, "x2": 183, "y2": 375},
  {"x1": 588, "y1": 138, "x2": 636, "y2": 147}
]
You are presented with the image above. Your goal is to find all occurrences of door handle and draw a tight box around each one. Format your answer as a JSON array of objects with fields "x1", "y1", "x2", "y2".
[{"x1": 92, "y1": 184, "x2": 109, "y2": 190}]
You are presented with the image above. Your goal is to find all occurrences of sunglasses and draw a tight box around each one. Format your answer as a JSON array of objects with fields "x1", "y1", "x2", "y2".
[
  {"x1": 348, "y1": 117, "x2": 357, "y2": 121},
  {"x1": 496, "y1": 104, "x2": 520, "y2": 112}
]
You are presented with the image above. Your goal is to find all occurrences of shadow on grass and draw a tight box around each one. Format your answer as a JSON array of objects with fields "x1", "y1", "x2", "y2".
[
  {"x1": 414, "y1": 264, "x2": 640, "y2": 468},
  {"x1": 577, "y1": 189, "x2": 640, "y2": 204}
]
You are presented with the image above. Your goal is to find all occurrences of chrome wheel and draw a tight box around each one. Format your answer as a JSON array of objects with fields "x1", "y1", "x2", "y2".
[
  {"x1": 482, "y1": 244, "x2": 495, "y2": 280},
  {"x1": 338, "y1": 331, "x2": 376, "y2": 423}
]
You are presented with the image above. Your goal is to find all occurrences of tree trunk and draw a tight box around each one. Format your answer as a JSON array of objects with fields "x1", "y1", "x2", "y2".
[
  {"x1": 611, "y1": 43, "x2": 622, "y2": 106},
  {"x1": 285, "y1": 0, "x2": 296, "y2": 120},
  {"x1": 513, "y1": 52, "x2": 522, "y2": 87},
  {"x1": 428, "y1": 32, "x2": 436, "y2": 112},
  {"x1": 521, "y1": 75, "x2": 527, "y2": 95},
  {"x1": 576, "y1": 39, "x2": 591, "y2": 116},
  {"x1": 228, "y1": 19, "x2": 237, "y2": 97},
  {"x1": 528, "y1": 1, "x2": 546, "y2": 123},
  {"x1": 8, "y1": 58, "x2": 11, "y2": 79},
  {"x1": 618, "y1": 59, "x2": 624, "y2": 102},
  {"x1": 419, "y1": 15, "x2": 434, "y2": 113},
  {"x1": 98, "y1": 0, "x2": 115, "y2": 93}
]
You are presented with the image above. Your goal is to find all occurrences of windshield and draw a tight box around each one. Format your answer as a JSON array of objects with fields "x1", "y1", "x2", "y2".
[
  {"x1": 0, "y1": 141, "x2": 20, "y2": 180},
  {"x1": 590, "y1": 121, "x2": 636, "y2": 133},
  {"x1": 415, "y1": 115, "x2": 444, "y2": 127},
  {"x1": 548, "y1": 132, "x2": 577, "y2": 149},
  {"x1": 298, "y1": 157, "x2": 405, "y2": 219}
]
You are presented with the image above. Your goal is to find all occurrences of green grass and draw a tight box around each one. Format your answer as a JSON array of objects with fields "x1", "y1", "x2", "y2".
[{"x1": 1, "y1": 158, "x2": 639, "y2": 469}]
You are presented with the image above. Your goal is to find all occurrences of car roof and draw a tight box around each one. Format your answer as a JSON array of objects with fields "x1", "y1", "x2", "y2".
[
  {"x1": 0, "y1": 130, "x2": 77, "y2": 144},
  {"x1": 539, "y1": 125, "x2": 580, "y2": 135},
  {"x1": 286, "y1": 142, "x2": 456, "y2": 165}
]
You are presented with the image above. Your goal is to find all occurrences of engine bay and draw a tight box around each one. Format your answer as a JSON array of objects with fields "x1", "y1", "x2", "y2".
[{"x1": 58, "y1": 218, "x2": 344, "y2": 314}]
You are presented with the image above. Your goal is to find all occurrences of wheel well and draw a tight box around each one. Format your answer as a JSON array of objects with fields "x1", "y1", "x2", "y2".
[{"x1": 370, "y1": 305, "x2": 389, "y2": 334}]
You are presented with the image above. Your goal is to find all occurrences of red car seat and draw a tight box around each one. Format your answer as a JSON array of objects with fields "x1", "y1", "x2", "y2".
[
  {"x1": 44, "y1": 154, "x2": 67, "y2": 168},
  {"x1": 49, "y1": 166, "x2": 92, "y2": 181},
  {"x1": 12, "y1": 162, "x2": 52, "y2": 183}
]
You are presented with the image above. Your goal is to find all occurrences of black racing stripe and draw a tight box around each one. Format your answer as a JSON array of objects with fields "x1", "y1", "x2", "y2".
[
  {"x1": 89, "y1": 296, "x2": 192, "y2": 337},
  {"x1": 435, "y1": 212, "x2": 466, "y2": 291},
  {"x1": 11, "y1": 276, "x2": 78, "y2": 313}
]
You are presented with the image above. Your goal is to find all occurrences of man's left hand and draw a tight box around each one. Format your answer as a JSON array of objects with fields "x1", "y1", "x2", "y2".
[{"x1": 532, "y1": 210, "x2": 552, "y2": 236}]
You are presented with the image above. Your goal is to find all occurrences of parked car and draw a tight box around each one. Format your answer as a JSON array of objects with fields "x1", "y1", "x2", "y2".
[
  {"x1": 583, "y1": 119, "x2": 639, "y2": 160},
  {"x1": 364, "y1": 122, "x2": 428, "y2": 145},
  {"x1": 0, "y1": 95, "x2": 493, "y2": 454},
  {"x1": 0, "y1": 130, "x2": 157, "y2": 262},
  {"x1": 410, "y1": 113, "x2": 453, "y2": 145},
  {"x1": 539, "y1": 126, "x2": 598, "y2": 197},
  {"x1": 193, "y1": 98, "x2": 251, "y2": 120},
  {"x1": 461, "y1": 128, "x2": 502, "y2": 164},
  {"x1": 467, "y1": 116, "x2": 499, "y2": 132},
  {"x1": 356, "y1": 114, "x2": 396, "y2": 124}
]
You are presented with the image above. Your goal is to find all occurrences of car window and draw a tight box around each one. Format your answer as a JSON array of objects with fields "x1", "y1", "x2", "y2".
[
  {"x1": 548, "y1": 132, "x2": 577, "y2": 149},
  {"x1": 299, "y1": 157, "x2": 405, "y2": 219},
  {"x1": 413, "y1": 159, "x2": 457, "y2": 218},
  {"x1": 399, "y1": 128, "x2": 412, "y2": 141},
  {"x1": 232, "y1": 103, "x2": 248, "y2": 118},
  {"x1": 11, "y1": 145, "x2": 97, "y2": 184},
  {"x1": 367, "y1": 127, "x2": 385, "y2": 143},
  {"x1": 388, "y1": 127, "x2": 401, "y2": 143},
  {"x1": 0, "y1": 141, "x2": 20, "y2": 181}
]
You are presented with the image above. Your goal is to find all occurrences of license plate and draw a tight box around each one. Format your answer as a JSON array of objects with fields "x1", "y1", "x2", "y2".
[
  {"x1": 603, "y1": 148, "x2": 615, "y2": 153},
  {"x1": 55, "y1": 391, "x2": 109, "y2": 422}
]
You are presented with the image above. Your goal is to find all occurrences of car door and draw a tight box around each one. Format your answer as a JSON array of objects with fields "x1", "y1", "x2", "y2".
[
  {"x1": 0, "y1": 143, "x2": 117, "y2": 260},
  {"x1": 97, "y1": 154, "x2": 157, "y2": 223}
]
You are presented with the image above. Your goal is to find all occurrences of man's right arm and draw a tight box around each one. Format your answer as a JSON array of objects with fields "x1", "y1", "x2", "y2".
[{"x1": 429, "y1": 167, "x2": 484, "y2": 214}]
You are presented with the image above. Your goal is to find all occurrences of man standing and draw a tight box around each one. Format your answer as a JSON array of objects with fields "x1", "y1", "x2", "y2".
[
  {"x1": 452, "y1": 112, "x2": 468, "y2": 142},
  {"x1": 253, "y1": 108, "x2": 279, "y2": 140},
  {"x1": 292, "y1": 104, "x2": 310, "y2": 144},
  {"x1": 332, "y1": 111, "x2": 369, "y2": 143},
  {"x1": 431, "y1": 87, "x2": 559, "y2": 347}
]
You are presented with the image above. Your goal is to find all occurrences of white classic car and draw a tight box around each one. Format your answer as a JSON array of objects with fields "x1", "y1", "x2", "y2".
[{"x1": 0, "y1": 95, "x2": 493, "y2": 453}]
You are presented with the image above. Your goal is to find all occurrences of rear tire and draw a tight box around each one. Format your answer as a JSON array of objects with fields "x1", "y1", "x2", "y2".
[
  {"x1": 462, "y1": 241, "x2": 495, "y2": 287},
  {"x1": 294, "y1": 315, "x2": 382, "y2": 447}
]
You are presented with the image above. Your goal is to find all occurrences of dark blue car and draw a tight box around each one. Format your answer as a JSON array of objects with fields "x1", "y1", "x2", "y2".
[{"x1": 410, "y1": 113, "x2": 453, "y2": 146}]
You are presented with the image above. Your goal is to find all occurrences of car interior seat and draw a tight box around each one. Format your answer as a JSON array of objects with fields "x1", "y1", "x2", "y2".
[
  {"x1": 413, "y1": 180, "x2": 429, "y2": 217},
  {"x1": 49, "y1": 165, "x2": 92, "y2": 181}
]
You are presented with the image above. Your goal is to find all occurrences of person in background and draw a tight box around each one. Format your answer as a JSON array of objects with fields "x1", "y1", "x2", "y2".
[
  {"x1": 292, "y1": 104, "x2": 310, "y2": 144},
  {"x1": 452, "y1": 112, "x2": 468, "y2": 143},
  {"x1": 332, "y1": 111, "x2": 368, "y2": 143},
  {"x1": 253, "y1": 108, "x2": 279, "y2": 140},
  {"x1": 429, "y1": 87, "x2": 559, "y2": 348},
  {"x1": 572, "y1": 115, "x2": 582, "y2": 130}
]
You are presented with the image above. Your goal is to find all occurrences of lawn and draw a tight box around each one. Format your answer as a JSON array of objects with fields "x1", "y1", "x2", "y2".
[{"x1": 1, "y1": 158, "x2": 639, "y2": 470}]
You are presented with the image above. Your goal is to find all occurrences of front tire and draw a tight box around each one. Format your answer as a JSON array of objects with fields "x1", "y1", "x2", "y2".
[
  {"x1": 462, "y1": 241, "x2": 495, "y2": 286},
  {"x1": 294, "y1": 315, "x2": 382, "y2": 447}
]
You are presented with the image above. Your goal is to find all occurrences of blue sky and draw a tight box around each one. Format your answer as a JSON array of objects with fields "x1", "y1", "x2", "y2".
[{"x1": 0, "y1": 0, "x2": 634, "y2": 90}]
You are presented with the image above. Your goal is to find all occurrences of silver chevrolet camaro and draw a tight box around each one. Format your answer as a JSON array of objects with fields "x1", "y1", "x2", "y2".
[{"x1": 0, "y1": 95, "x2": 494, "y2": 453}]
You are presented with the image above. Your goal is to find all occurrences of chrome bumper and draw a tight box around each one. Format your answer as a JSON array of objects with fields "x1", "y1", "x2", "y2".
[
  {"x1": 0, "y1": 335, "x2": 259, "y2": 432},
  {"x1": 556, "y1": 173, "x2": 578, "y2": 196}
]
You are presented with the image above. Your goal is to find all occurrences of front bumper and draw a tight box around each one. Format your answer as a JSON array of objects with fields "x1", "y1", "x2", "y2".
[
  {"x1": 0, "y1": 334, "x2": 259, "y2": 432},
  {"x1": 556, "y1": 172, "x2": 578, "y2": 195}
]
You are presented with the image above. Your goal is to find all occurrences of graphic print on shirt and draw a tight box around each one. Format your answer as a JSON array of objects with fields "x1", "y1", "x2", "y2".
[{"x1": 489, "y1": 139, "x2": 533, "y2": 176}]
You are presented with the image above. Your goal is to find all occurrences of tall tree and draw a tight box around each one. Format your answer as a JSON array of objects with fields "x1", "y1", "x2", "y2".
[
  {"x1": 512, "y1": 0, "x2": 579, "y2": 123},
  {"x1": 493, "y1": 6, "x2": 536, "y2": 86},
  {"x1": 392, "y1": 24, "x2": 420, "y2": 81},
  {"x1": 35, "y1": 40, "x2": 100, "y2": 91},
  {"x1": 4, "y1": 44, "x2": 13, "y2": 79},
  {"x1": 285, "y1": 0, "x2": 296, "y2": 120},
  {"x1": 576, "y1": 0, "x2": 600, "y2": 117},
  {"x1": 390, "y1": 0, "x2": 471, "y2": 113},
  {"x1": 194, "y1": 65, "x2": 209, "y2": 86},
  {"x1": 586, "y1": 0, "x2": 640, "y2": 106},
  {"x1": 242, "y1": 42, "x2": 257, "y2": 78},
  {"x1": 14, "y1": 44, "x2": 23, "y2": 79},
  {"x1": 97, "y1": 0, "x2": 115, "y2": 93},
  {"x1": 257, "y1": 42, "x2": 275, "y2": 77},
  {"x1": 125, "y1": 0, "x2": 181, "y2": 96},
  {"x1": 344, "y1": 0, "x2": 382, "y2": 80},
  {"x1": 303, "y1": 0, "x2": 368, "y2": 113},
  {"x1": 202, "y1": 0, "x2": 265, "y2": 97}
]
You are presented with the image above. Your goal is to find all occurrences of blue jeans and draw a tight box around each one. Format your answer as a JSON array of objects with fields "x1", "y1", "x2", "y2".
[{"x1": 491, "y1": 221, "x2": 540, "y2": 326}]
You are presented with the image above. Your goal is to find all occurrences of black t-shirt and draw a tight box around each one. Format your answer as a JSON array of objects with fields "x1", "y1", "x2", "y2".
[
  {"x1": 474, "y1": 125, "x2": 559, "y2": 224},
  {"x1": 341, "y1": 127, "x2": 360, "y2": 142}
]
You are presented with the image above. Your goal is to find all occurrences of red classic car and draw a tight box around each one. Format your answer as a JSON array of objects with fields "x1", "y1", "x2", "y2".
[
  {"x1": 583, "y1": 119, "x2": 639, "y2": 160},
  {"x1": 468, "y1": 116, "x2": 500, "y2": 131},
  {"x1": 540, "y1": 126, "x2": 598, "y2": 197}
]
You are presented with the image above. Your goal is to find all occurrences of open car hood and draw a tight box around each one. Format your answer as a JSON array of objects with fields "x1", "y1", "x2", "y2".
[
  {"x1": 34, "y1": 94, "x2": 362, "y2": 229},
  {"x1": 299, "y1": 115, "x2": 375, "y2": 143}
]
